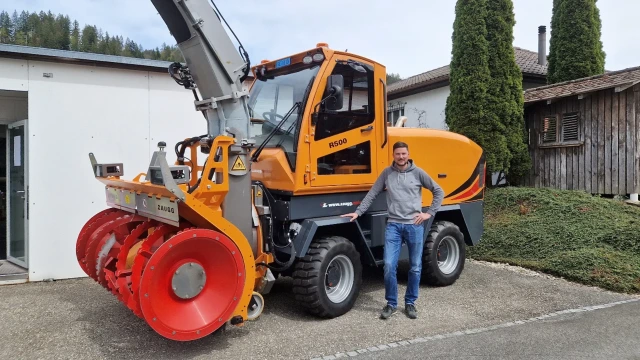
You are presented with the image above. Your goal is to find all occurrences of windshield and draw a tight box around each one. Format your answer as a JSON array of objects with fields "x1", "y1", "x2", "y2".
[{"x1": 248, "y1": 63, "x2": 320, "y2": 152}]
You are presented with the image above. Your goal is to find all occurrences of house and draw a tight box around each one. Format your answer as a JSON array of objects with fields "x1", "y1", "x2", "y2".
[
  {"x1": 387, "y1": 26, "x2": 550, "y2": 128},
  {"x1": 521, "y1": 65, "x2": 640, "y2": 200},
  {"x1": 0, "y1": 43, "x2": 213, "y2": 283}
]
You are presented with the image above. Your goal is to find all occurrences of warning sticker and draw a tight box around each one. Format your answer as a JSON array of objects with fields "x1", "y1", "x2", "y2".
[{"x1": 231, "y1": 156, "x2": 247, "y2": 171}]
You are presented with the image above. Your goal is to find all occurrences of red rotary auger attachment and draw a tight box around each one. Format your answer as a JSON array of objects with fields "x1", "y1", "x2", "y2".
[
  {"x1": 138, "y1": 228, "x2": 246, "y2": 341},
  {"x1": 129, "y1": 222, "x2": 192, "y2": 317},
  {"x1": 75, "y1": 208, "x2": 122, "y2": 275},
  {"x1": 110, "y1": 220, "x2": 157, "y2": 312},
  {"x1": 83, "y1": 213, "x2": 145, "y2": 288}
]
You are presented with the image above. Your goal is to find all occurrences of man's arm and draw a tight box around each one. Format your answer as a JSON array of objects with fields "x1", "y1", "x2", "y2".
[
  {"x1": 354, "y1": 167, "x2": 390, "y2": 216},
  {"x1": 418, "y1": 168, "x2": 444, "y2": 216}
]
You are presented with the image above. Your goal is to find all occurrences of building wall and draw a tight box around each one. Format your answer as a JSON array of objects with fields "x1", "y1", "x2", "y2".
[
  {"x1": 388, "y1": 86, "x2": 450, "y2": 129},
  {"x1": 0, "y1": 57, "x2": 207, "y2": 281},
  {"x1": 0, "y1": 91, "x2": 28, "y2": 124},
  {"x1": 388, "y1": 79, "x2": 544, "y2": 130},
  {"x1": 523, "y1": 85, "x2": 639, "y2": 195}
]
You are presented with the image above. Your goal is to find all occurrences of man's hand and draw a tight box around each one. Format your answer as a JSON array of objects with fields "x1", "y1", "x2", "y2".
[
  {"x1": 413, "y1": 212, "x2": 431, "y2": 225},
  {"x1": 341, "y1": 213, "x2": 359, "y2": 222}
]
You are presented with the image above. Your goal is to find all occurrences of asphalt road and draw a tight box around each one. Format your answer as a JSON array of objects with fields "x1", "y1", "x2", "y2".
[
  {"x1": 0, "y1": 260, "x2": 637, "y2": 360},
  {"x1": 354, "y1": 300, "x2": 640, "y2": 360}
]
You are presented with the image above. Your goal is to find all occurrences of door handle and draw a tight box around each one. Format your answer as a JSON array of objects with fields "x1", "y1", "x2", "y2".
[
  {"x1": 16, "y1": 190, "x2": 25, "y2": 194},
  {"x1": 361, "y1": 125, "x2": 374, "y2": 132}
]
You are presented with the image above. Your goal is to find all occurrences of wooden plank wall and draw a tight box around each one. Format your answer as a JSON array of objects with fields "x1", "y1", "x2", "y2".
[{"x1": 523, "y1": 85, "x2": 639, "y2": 195}]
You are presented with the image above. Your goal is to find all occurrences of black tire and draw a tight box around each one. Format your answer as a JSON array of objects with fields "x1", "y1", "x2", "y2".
[
  {"x1": 292, "y1": 236, "x2": 362, "y2": 318},
  {"x1": 422, "y1": 221, "x2": 466, "y2": 286}
]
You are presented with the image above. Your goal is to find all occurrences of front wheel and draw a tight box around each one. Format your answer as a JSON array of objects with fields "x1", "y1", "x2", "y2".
[
  {"x1": 292, "y1": 236, "x2": 362, "y2": 318},
  {"x1": 422, "y1": 221, "x2": 466, "y2": 286}
]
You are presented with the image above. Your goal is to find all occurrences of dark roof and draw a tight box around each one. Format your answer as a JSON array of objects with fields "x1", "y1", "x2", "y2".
[
  {"x1": 0, "y1": 43, "x2": 176, "y2": 72},
  {"x1": 523, "y1": 65, "x2": 640, "y2": 103},
  {"x1": 388, "y1": 47, "x2": 547, "y2": 95}
]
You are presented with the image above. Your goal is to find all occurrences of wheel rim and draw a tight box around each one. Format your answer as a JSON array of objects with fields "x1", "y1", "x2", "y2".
[
  {"x1": 324, "y1": 255, "x2": 354, "y2": 303},
  {"x1": 437, "y1": 235, "x2": 460, "y2": 275}
]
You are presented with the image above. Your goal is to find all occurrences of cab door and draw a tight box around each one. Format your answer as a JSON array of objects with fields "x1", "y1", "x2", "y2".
[{"x1": 308, "y1": 56, "x2": 379, "y2": 187}]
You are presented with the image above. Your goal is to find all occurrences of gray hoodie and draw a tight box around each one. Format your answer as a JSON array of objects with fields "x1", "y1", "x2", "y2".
[{"x1": 354, "y1": 160, "x2": 444, "y2": 224}]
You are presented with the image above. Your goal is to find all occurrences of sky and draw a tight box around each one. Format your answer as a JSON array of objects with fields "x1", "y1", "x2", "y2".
[{"x1": 6, "y1": 0, "x2": 640, "y2": 78}]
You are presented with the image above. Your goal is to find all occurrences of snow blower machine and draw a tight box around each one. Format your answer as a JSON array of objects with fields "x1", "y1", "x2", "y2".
[{"x1": 75, "y1": 0, "x2": 486, "y2": 341}]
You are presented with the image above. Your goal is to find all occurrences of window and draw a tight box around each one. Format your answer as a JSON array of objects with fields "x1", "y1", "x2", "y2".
[
  {"x1": 540, "y1": 112, "x2": 581, "y2": 146},
  {"x1": 317, "y1": 141, "x2": 371, "y2": 175},
  {"x1": 562, "y1": 112, "x2": 579, "y2": 141},
  {"x1": 247, "y1": 63, "x2": 320, "y2": 153},
  {"x1": 542, "y1": 115, "x2": 557, "y2": 143},
  {"x1": 387, "y1": 101, "x2": 406, "y2": 126},
  {"x1": 314, "y1": 61, "x2": 374, "y2": 141}
]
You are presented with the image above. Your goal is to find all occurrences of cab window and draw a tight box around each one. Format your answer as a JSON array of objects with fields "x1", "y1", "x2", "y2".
[{"x1": 314, "y1": 61, "x2": 374, "y2": 141}]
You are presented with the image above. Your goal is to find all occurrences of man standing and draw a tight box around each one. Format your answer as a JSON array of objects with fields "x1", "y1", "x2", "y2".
[{"x1": 342, "y1": 141, "x2": 444, "y2": 319}]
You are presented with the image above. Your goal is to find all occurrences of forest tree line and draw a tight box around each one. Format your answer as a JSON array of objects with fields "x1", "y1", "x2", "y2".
[{"x1": 0, "y1": 9, "x2": 184, "y2": 62}]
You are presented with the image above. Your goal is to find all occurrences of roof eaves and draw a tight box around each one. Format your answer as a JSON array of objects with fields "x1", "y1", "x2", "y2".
[
  {"x1": 0, "y1": 43, "x2": 176, "y2": 72},
  {"x1": 524, "y1": 65, "x2": 640, "y2": 103}
]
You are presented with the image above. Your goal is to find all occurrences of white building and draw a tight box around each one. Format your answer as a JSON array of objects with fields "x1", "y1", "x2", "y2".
[
  {"x1": 0, "y1": 43, "x2": 229, "y2": 283},
  {"x1": 387, "y1": 27, "x2": 549, "y2": 129}
]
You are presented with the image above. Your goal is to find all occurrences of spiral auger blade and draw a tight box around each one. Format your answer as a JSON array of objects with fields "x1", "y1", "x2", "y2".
[
  {"x1": 83, "y1": 213, "x2": 145, "y2": 289},
  {"x1": 129, "y1": 221, "x2": 192, "y2": 317},
  {"x1": 138, "y1": 228, "x2": 246, "y2": 341},
  {"x1": 76, "y1": 208, "x2": 123, "y2": 275},
  {"x1": 111, "y1": 220, "x2": 158, "y2": 313}
]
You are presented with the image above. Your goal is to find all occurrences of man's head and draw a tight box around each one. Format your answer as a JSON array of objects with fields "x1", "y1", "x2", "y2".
[{"x1": 393, "y1": 141, "x2": 409, "y2": 167}]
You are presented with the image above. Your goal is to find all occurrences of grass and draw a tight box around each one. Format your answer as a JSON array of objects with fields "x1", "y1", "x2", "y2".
[{"x1": 467, "y1": 187, "x2": 640, "y2": 294}]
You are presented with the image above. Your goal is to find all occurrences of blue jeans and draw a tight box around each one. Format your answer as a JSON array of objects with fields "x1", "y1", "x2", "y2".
[{"x1": 384, "y1": 222, "x2": 425, "y2": 308}]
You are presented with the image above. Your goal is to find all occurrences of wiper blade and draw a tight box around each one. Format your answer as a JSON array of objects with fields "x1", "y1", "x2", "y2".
[
  {"x1": 275, "y1": 75, "x2": 316, "y2": 149},
  {"x1": 250, "y1": 102, "x2": 301, "y2": 162}
]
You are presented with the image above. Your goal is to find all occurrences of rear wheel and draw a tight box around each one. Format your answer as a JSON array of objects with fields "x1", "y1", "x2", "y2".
[
  {"x1": 422, "y1": 221, "x2": 465, "y2": 286},
  {"x1": 292, "y1": 236, "x2": 362, "y2": 318}
]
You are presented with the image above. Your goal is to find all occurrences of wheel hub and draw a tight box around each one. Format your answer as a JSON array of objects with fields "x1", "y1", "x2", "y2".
[
  {"x1": 326, "y1": 264, "x2": 341, "y2": 287},
  {"x1": 324, "y1": 255, "x2": 355, "y2": 303},
  {"x1": 172, "y1": 262, "x2": 206, "y2": 299},
  {"x1": 437, "y1": 235, "x2": 460, "y2": 275}
]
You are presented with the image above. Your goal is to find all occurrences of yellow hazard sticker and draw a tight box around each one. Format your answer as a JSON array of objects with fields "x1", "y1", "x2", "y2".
[{"x1": 231, "y1": 156, "x2": 247, "y2": 171}]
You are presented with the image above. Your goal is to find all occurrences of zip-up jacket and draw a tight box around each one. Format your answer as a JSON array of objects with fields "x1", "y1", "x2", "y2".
[{"x1": 354, "y1": 160, "x2": 444, "y2": 224}]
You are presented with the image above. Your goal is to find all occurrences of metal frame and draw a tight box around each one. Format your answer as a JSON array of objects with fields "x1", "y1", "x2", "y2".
[{"x1": 6, "y1": 119, "x2": 28, "y2": 269}]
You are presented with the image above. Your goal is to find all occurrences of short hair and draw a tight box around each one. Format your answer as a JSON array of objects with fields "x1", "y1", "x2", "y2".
[{"x1": 393, "y1": 141, "x2": 409, "y2": 151}]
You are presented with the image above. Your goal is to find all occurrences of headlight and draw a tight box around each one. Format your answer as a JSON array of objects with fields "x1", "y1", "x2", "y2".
[
  {"x1": 313, "y1": 53, "x2": 324, "y2": 62},
  {"x1": 303, "y1": 55, "x2": 313, "y2": 64}
]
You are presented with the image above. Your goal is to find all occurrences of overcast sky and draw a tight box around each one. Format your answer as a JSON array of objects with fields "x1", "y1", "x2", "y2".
[{"x1": 7, "y1": 1, "x2": 640, "y2": 78}]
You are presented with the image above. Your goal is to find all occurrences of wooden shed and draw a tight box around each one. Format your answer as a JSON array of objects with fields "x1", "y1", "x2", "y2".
[{"x1": 522, "y1": 66, "x2": 640, "y2": 199}]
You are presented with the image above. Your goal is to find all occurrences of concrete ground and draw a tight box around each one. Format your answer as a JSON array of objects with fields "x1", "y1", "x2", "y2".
[
  {"x1": 0, "y1": 259, "x2": 637, "y2": 360},
  {"x1": 355, "y1": 300, "x2": 640, "y2": 360}
]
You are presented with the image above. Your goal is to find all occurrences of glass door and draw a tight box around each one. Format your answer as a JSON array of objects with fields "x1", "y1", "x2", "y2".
[{"x1": 7, "y1": 120, "x2": 27, "y2": 268}]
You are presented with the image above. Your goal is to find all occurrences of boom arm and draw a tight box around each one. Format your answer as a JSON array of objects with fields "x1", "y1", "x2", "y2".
[{"x1": 150, "y1": 0, "x2": 251, "y2": 140}]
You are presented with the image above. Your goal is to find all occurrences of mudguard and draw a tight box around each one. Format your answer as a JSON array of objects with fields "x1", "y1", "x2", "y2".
[{"x1": 293, "y1": 216, "x2": 377, "y2": 266}]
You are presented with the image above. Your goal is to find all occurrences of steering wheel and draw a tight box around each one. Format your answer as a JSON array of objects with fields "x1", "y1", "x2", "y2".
[{"x1": 262, "y1": 111, "x2": 285, "y2": 123}]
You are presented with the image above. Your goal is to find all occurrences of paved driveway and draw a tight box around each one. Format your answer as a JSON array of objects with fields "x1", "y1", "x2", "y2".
[{"x1": 0, "y1": 260, "x2": 636, "y2": 360}]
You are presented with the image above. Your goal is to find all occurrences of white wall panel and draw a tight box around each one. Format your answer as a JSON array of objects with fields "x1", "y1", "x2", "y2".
[
  {"x1": 148, "y1": 73, "x2": 207, "y2": 164},
  {"x1": 0, "y1": 58, "x2": 29, "y2": 91},
  {"x1": 27, "y1": 61, "x2": 151, "y2": 281}
]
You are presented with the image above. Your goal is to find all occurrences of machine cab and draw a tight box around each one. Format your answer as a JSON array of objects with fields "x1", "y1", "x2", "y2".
[{"x1": 247, "y1": 44, "x2": 388, "y2": 195}]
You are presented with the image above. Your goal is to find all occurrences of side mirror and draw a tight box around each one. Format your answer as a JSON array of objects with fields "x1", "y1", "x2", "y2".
[{"x1": 324, "y1": 74, "x2": 344, "y2": 111}]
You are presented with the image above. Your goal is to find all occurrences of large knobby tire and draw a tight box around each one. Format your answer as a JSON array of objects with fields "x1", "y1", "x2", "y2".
[
  {"x1": 422, "y1": 221, "x2": 466, "y2": 286},
  {"x1": 292, "y1": 236, "x2": 362, "y2": 318}
]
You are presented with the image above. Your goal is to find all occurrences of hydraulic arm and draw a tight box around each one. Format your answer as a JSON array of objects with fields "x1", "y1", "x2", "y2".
[{"x1": 150, "y1": 0, "x2": 252, "y2": 139}]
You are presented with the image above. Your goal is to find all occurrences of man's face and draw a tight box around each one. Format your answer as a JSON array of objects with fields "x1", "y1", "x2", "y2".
[{"x1": 393, "y1": 147, "x2": 409, "y2": 166}]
